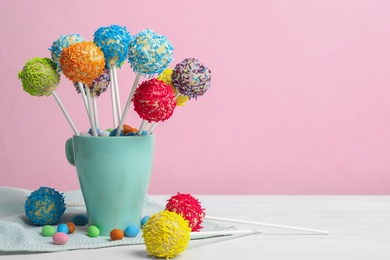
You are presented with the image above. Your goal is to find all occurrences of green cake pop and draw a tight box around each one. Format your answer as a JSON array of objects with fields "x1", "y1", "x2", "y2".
[{"x1": 18, "y1": 57, "x2": 60, "y2": 96}]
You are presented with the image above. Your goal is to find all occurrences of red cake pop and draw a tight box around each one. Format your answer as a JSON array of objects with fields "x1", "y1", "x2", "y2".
[
  {"x1": 165, "y1": 193, "x2": 206, "y2": 232},
  {"x1": 132, "y1": 78, "x2": 176, "y2": 123}
]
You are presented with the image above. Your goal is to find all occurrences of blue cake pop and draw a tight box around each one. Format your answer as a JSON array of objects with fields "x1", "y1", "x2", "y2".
[
  {"x1": 93, "y1": 25, "x2": 132, "y2": 68},
  {"x1": 128, "y1": 29, "x2": 174, "y2": 76},
  {"x1": 25, "y1": 187, "x2": 66, "y2": 225},
  {"x1": 49, "y1": 34, "x2": 85, "y2": 72}
]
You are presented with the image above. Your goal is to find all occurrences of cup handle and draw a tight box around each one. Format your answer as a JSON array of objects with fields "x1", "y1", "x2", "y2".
[{"x1": 65, "y1": 138, "x2": 75, "y2": 166}]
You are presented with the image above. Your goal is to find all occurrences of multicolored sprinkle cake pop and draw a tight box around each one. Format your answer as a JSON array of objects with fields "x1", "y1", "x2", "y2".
[
  {"x1": 93, "y1": 25, "x2": 131, "y2": 68},
  {"x1": 143, "y1": 210, "x2": 191, "y2": 259},
  {"x1": 157, "y1": 68, "x2": 189, "y2": 106},
  {"x1": 128, "y1": 28, "x2": 174, "y2": 76},
  {"x1": 166, "y1": 193, "x2": 206, "y2": 232},
  {"x1": 132, "y1": 78, "x2": 176, "y2": 123},
  {"x1": 73, "y1": 68, "x2": 110, "y2": 97},
  {"x1": 49, "y1": 34, "x2": 85, "y2": 72},
  {"x1": 18, "y1": 57, "x2": 60, "y2": 96},
  {"x1": 60, "y1": 41, "x2": 105, "y2": 85},
  {"x1": 172, "y1": 58, "x2": 211, "y2": 99}
]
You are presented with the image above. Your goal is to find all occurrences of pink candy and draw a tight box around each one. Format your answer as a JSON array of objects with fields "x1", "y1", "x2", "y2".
[{"x1": 52, "y1": 232, "x2": 68, "y2": 245}]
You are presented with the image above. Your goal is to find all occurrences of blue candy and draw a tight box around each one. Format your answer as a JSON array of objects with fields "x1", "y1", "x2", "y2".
[
  {"x1": 57, "y1": 223, "x2": 69, "y2": 234},
  {"x1": 73, "y1": 215, "x2": 88, "y2": 226},
  {"x1": 89, "y1": 127, "x2": 101, "y2": 136},
  {"x1": 109, "y1": 128, "x2": 124, "y2": 136},
  {"x1": 125, "y1": 225, "x2": 140, "y2": 237},
  {"x1": 141, "y1": 215, "x2": 150, "y2": 227}
]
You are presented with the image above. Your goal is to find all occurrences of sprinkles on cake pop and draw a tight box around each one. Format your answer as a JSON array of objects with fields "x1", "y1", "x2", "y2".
[
  {"x1": 93, "y1": 25, "x2": 131, "y2": 68},
  {"x1": 18, "y1": 57, "x2": 60, "y2": 97},
  {"x1": 132, "y1": 78, "x2": 176, "y2": 122},
  {"x1": 128, "y1": 29, "x2": 173, "y2": 76},
  {"x1": 49, "y1": 34, "x2": 85, "y2": 72},
  {"x1": 73, "y1": 68, "x2": 110, "y2": 97},
  {"x1": 143, "y1": 210, "x2": 190, "y2": 259},
  {"x1": 172, "y1": 58, "x2": 211, "y2": 99},
  {"x1": 166, "y1": 193, "x2": 205, "y2": 232},
  {"x1": 24, "y1": 187, "x2": 66, "y2": 226},
  {"x1": 60, "y1": 41, "x2": 105, "y2": 85}
]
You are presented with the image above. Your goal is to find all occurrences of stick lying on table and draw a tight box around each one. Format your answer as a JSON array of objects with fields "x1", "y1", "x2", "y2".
[{"x1": 189, "y1": 229, "x2": 263, "y2": 239}]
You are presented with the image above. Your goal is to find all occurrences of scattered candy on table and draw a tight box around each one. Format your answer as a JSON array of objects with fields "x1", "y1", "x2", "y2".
[
  {"x1": 88, "y1": 225, "x2": 100, "y2": 237},
  {"x1": 41, "y1": 225, "x2": 55, "y2": 237},
  {"x1": 66, "y1": 222, "x2": 76, "y2": 234},
  {"x1": 110, "y1": 228, "x2": 125, "y2": 241},
  {"x1": 141, "y1": 215, "x2": 150, "y2": 227},
  {"x1": 52, "y1": 232, "x2": 69, "y2": 245},
  {"x1": 57, "y1": 223, "x2": 69, "y2": 234},
  {"x1": 73, "y1": 215, "x2": 88, "y2": 226},
  {"x1": 124, "y1": 225, "x2": 139, "y2": 237}
]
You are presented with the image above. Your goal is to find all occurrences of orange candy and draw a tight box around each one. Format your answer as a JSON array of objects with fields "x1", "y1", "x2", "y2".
[
  {"x1": 66, "y1": 222, "x2": 76, "y2": 234},
  {"x1": 123, "y1": 124, "x2": 138, "y2": 134},
  {"x1": 110, "y1": 228, "x2": 124, "y2": 240}
]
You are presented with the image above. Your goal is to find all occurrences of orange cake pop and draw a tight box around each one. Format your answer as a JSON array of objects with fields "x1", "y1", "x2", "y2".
[{"x1": 60, "y1": 41, "x2": 105, "y2": 85}]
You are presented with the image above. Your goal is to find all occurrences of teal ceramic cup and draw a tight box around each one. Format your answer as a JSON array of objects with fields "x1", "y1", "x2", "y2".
[{"x1": 65, "y1": 134, "x2": 155, "y2": 236}]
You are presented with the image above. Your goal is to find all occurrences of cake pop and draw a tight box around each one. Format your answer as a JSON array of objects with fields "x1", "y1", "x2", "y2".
[
  {"x1": 143, "y1": 210, "x2": 190, "y2": 259},
  {"x1": 93, "y1": 25, "x2": 131, "y2": 68},
  {"x1": 128, "y1": 29, "x2": 173, "y2": 76},
  {"x1": 166, "y1": 193, "x2": 205, "y2": 232},
  {"x1": 49, "y1": 34, "x2": 85, "y2": 72},
  {"x1": 157, "y1": 68, "x2": 189, "y2": 106},
  {"x1": 18, "y1": 57, "x2": 60, "y2": 96},
  {"x1": 132, "y1": 78, "x2": 176, "y2": 123},
  {"x1": 73, "y1": 68, "x2": 110, "y2": 97},
  {"x1": 172, "y1": 58, "x2": 211, "y2": 99},
  {"x1": 60, "y1": 41, "x2": 105, "y2": 86},
  {"x1": 24, "y1": 187, "x2": 66, "y2": 226}
]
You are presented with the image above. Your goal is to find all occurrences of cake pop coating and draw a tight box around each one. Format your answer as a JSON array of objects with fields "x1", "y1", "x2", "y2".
[
  {"x1": 24, "y1": 187, "x2": 66, "y2": 226},
  {"x1": 157, "y1": 68, "x2": 189, "y2": 106},
  {"x1": 49, "y1": 34, "x2": 85, "y2": 72},
  {"x1": 172, "y1": 58, "x2": 211, "y2": 99},
  {"x1": 143, "y1": 210, "x2": 190, "y2": 259},
  {"x1": 128, "y1": 29, "x2": 173, "y2": 76},
  {"x1": 18, "y1": 57, "x2": 60, "y2": 97},
  {"x1": 132, "y1": 78, "x2": 176, "y2": 122},
  {"x1": 60, "y1": 41, "x2": 105, "y2": 85},
  {"x1": 73, "y1": 68, "x2": 110, "y2": 97},
  {"x1": 93, "y1": 25, "x2": 131, "y2": 68},
  {"x1": 166, "y1": 193, "x2": 205, "y2": 232}
]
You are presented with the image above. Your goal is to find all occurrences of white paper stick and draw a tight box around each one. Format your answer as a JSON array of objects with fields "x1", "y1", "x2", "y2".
[
  {"x1": 77, "y1": 82, "x2": 89, "y2": 112},
  {"x1": 137, "y1": 120, "x2": 147, "y2": 136},
  {"x1": 109, "y1": 68, "x2": 118, "y2": 127},
  {"x1": 205, "y1": 216, "x2": 330, "y2": 235},
  {"x1": 148, "y1": 122, "x2": 158, "y2": 135},
  {"x1": 112, "y1": 65, "x2": 122, "y2": 122},
  {"x1": 190, "y1": 229, "x2": 263, "y2": 239},
  {"x1": 52, "y1": 91, "x2": 79, "y2": 136},
  {"x1": 116, "y1": 73, "x2": 141, "y2": 136},
  {"x1": 93, "y1": 96, "x2": 99, "y2": 129},
  {"x1": 85, "y1": 87, "x2": 97, "y2": 136}
]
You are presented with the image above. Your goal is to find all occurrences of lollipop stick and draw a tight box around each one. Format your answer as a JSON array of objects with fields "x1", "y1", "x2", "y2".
[
  {"x1": 85, "y1": 87, "x2": 97, "y2": 136},
  {"x1": 109, "y1": 68, "x2": 118, "y2": 127},
  {"x1": 190, "y1": 229, "x2": 263, "y2": 239},
  {"x1": 93, "y1": 96, "x2": 99, "y2": 129},
  {"x1": 205, "y1": 216, "x2": 330, "y2": 235},
  {"x1": 137, "y1": 120, "x2": 147, "y2": 136},
  {"x1": 148, "y1": 122, "x2": 158, "y2": 134},
  {"x1": 52, "y1": 91, "x2": 79, "y2": 136},
  {"x1": 77, "y1": 82, "x2": 89, "y2": 112},
  {"x1": 116, "y1": 73, "x2": 141, "y2": 136},
  {"x1": 112, "y1": 65, "x2": 122, "y2": 122}
]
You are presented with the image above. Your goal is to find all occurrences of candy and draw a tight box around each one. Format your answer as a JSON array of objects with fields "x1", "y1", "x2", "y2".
[
  {"x1": 172, "y1": 58, "x2": 211, "y2": 99},
  {"x1": 99, "y1": 130, "x2": 110, "y2": 137},
  {"x1": 73, "y1": 215, "x2": 88, "y2": 226},
  {"x1": 132, "y1": 79, "x2": 176, "y2": 122},
  {"x1": 93, "y1": 25, "x2": 131, "y2": 68},
  {"x1": 109, "y1": 128, "x2": 124, "y2": 136},
  {"x1": 73, "y1": 68, "x2": 110, "y2": 97},
  {"x1": 41, "y1": 225, "x2": 55, "y2": 237},
  {"x1": 60, "y1": 41, "x2": 105, "y2": 85},
  {"x1": 66, "y1": 222, "x2": 76, "y2": 234},
  {"x1": 128, "y1": 29, "x2": 173, "y2": 76},
  {"x1": 122, "y1": 124, "x2": 134, "y2": 134},
  {"x1": 143, "y1": 210, "x2": 190, "y2": 259},
  {"x1": 57, "y1": 223, "x2": 69, "y2": 234},
  {"x1": 49, "y1": 34, "x2": 85, "y2": 72},
  {"x1": 124, "y1": 225, "x2": 139, "y2": 237},
  {"x1": 18, "y1": 57, "x2": 60, "y2": 97},
  {"x1": 88, "y1": 225, "x2": 100, "y2": 237},
  {"x1": 166, "y1": 193, "x2": 205, "y2": 232},
  {"x1": 157, "y1": 68, "x2": 189, "y2": 106},
  {"x1": 88, "y1": 127, "x2": 101, "y2": 136},
  {"x1": 24, "y1": 187, "x2": 66, "y2": 226},
  {"x1": 52, "y1": 232, "x2": 68, "y2": 245},
  {"x1": 141, "y1": 215, "x2": 150, "y2": 227},
  {"x1": 110, "y1": 228, "x2": 125, "y2": 240}
]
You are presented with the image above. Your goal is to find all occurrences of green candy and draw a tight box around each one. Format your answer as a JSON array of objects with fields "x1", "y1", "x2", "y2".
[
  {"x1": 88, "y1": 225, "x2": 100, "y2": 237},
  {"x1": 41, "y1": 225, "x2": 55, "y2": 237},
  {"x1": 18, "y1": 57, "x2": 60, "y2": 97}
]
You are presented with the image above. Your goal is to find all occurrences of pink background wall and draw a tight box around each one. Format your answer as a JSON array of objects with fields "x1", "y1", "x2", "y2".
[{"x1": 1, "y1": 0, "x2": 390, "y2": 194}]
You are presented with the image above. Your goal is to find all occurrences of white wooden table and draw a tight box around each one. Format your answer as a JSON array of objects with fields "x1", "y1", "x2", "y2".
[{"x1": 2, "y1": 195, "x2": 389, "y2": 259}]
